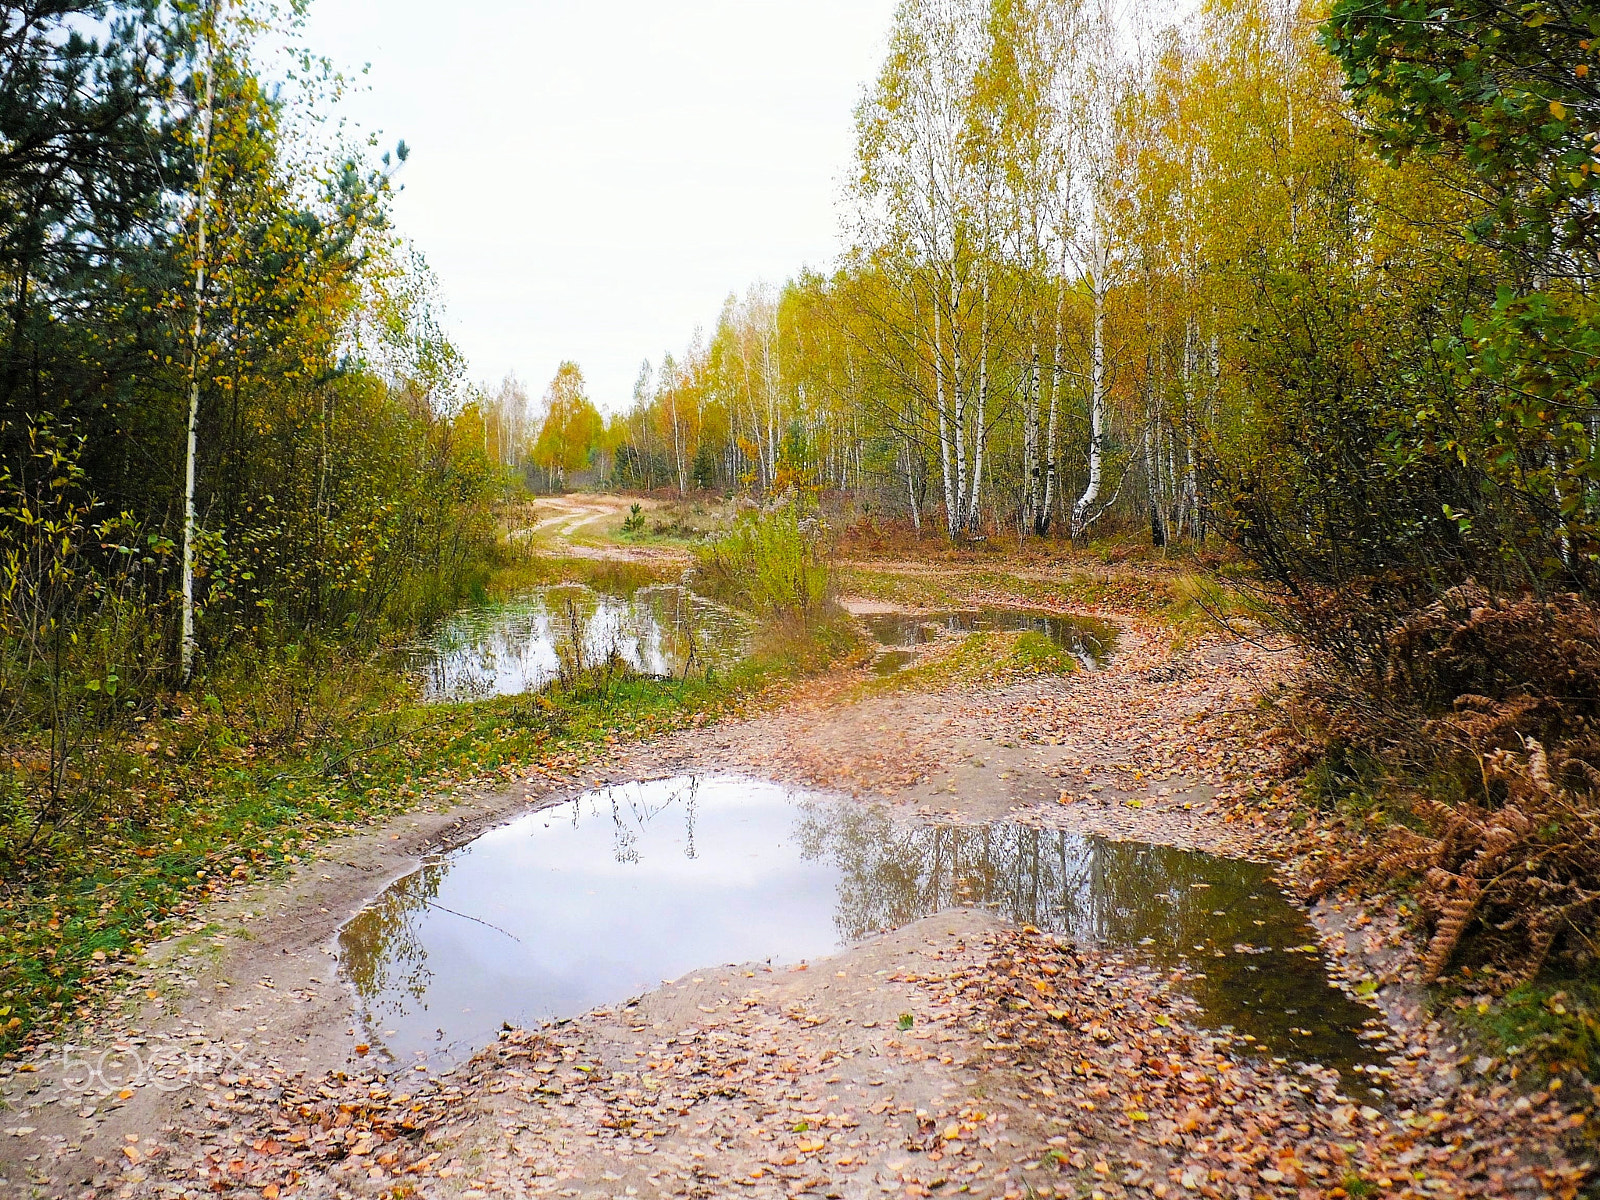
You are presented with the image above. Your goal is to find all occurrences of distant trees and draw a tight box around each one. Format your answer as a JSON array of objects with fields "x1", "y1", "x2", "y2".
[
  {"x1": 531, "y1": 362, "x2": 606, "y2": 490},
  {"x1": 609, "y1": 0, "x2": 1594, "y2": 614},
  {"x1": 607, "y1": 0, "x2": 1227, "y2": 546}
]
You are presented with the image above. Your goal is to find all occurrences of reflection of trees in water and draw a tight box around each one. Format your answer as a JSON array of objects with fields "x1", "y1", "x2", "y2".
[
  {"x1": 794, "y1": 803, "x2": 1265, "y2": 946},
  {"x1": 556, "y1": 776, "x2": 702, "y2": 866},
  {"x1": 337, "y1": 778, "x2": 710, "y2": 1027},
  {"x1": 796, "y1": 803, "x2": 1375, "y2": 1073},
  {"x1": 418, "y1": 586, "x2": 751, "y2": 699},
  {"x1": 339, "y1": 861, "x2": 450, "y2": 1017},
  {"x1": 860, "y1": 610, "x2": 1115, "y2": 667},
  {"x1": 600, "y1": 777, "x2": 701, "y2": 864}
]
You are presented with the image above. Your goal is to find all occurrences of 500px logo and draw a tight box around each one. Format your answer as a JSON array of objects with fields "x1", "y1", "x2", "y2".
[{"x1": 45, "y1": 1041, "x2": 248, "y2": 1096}]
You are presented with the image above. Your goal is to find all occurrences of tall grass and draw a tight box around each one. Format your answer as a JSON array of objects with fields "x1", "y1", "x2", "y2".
[{"x1": 694, "y1": 504, "x2": 831, "y2": 616}]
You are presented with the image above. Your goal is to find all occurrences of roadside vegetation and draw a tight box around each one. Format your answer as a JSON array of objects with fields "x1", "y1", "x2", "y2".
[
  {"x1": 0, "y1": 536, "x2": 858, "y2": 1058},
  {"x1": 693, "y1": 502, "x2": 832, "y2": 617}
]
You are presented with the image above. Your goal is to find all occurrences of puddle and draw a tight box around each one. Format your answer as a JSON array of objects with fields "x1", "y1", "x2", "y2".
[
  {"x1": 339, "y1": 777, "x2": 1378, "y2": 1083},
  {"x1": 870, "y1": 649, "x2": 916, "y2": 676},
  {"x1": 414, "y1": 584, "x2": 751, "y2": 701},
  {"x1": 862, "y1": 608, "x2": 1115, "y2": 669}
]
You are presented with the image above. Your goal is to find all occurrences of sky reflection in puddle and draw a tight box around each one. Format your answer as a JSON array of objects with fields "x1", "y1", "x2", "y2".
[
  {"x1": 338, "y1": 776, "x2": 1375, "y2": 1079},
  {"x1": 413, "y1": 584, "x2": 751, "y2": 701}
]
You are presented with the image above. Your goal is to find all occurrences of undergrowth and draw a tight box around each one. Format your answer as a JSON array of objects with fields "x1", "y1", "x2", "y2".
[
  {"x1": 1452, "y1": 977, "x2": 1600, "y2": 1090},
  {"x1": 694, "y1": 503, "x2": 831, "y2": 616},
  {"x1": 1281, "y1": 586, "x2": 1600, "y2": 1087}
]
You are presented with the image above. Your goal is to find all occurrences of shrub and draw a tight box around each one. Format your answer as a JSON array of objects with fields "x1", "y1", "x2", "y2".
[{"x1": 693, "y1": 504, "x2": 831, "y2": 617}]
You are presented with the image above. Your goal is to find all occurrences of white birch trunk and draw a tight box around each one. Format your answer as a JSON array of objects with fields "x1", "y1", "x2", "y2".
[
  {"x1": 950, "y1": 282, "x2": 969, "y2": 537},
  {"x1": 1072, "y1": 239, "x2": 1108, "y2": 540},
  {"x1": 180, "y1": 8, "x2": 220, "y2": 684},
  {"x1": 934, "y1": 298, "x2": 957, "y2": 539},
  {"x1": 965, "y1": 277, "x2": 989, "y2": 537},
  {"x1": 1042, "y1": 287, "x2": 1063, "y2": 533}
]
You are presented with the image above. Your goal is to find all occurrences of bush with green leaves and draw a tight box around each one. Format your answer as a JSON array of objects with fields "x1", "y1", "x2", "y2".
[{"x1": 694, "y1": 504, "x2": 831, "y2": 617}]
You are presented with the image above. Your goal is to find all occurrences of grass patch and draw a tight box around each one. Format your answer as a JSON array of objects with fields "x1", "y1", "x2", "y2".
[
  {"x1": 694, "y1": 505, "x2": 830, "y2": 616},
  {"x1": 1453, "y1": 976, "x2": 1600, "y2": 1089},
  {"x1": 866, "y1": 631, "x2": 1076, "y2": 696},
  {"x1": 1164, "y1": 572, "x2": 1275, "y2": 642}
]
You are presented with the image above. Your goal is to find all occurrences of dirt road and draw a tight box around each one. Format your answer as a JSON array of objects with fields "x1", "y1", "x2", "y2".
[
  {"x1": 508, "y1": 495, "x2": 687, "y2": 564},
  {"x1": 0, "y1": 510, "x2": 1582, "y2": 1200}
]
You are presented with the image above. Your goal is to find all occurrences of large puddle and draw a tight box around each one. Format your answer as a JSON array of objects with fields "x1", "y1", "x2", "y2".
[
  {"x1": 339, "y1": 777, "x2": 1378, "y2": 1084},
  {"x1": 414, "y1": 585, "x2": 751, "y2": 701},
  {"x1": 862, "y1": 608, "x2": 1115, "y2": 670}
]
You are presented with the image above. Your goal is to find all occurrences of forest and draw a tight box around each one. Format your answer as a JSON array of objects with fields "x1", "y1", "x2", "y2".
[
  {"x1": 488, "y1": 0, "x2": 1600, "y2": 619},
  {"x1": 0, "y1": 0, "x2": 1598, "y2": 1185}
]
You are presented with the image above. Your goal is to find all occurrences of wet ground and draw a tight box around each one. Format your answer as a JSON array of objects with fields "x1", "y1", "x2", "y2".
[
  {"x1": 338, "y1": 776, "x2": 1379, "y2": 1089},
  {"x1": 0, "y1": 499, "x2": 1577, "y2": 1200},
  {"x1": 415, "y1": 584, "x2": 750, "y2": 701},
  {"x1": 860, "y1": 608, "x2": 1116, "y2": 671}
]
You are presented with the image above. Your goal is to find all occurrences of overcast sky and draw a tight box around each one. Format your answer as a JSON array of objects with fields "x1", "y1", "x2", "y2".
[{"x1": 299, "y1": 1, "x2": 899, "y2": 411}]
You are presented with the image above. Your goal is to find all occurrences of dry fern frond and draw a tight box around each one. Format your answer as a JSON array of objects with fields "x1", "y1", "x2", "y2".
[
  {"x1": 1286, "y1": 591, "x2": 1600, "y2": 986},
  {"x1": 1421, "y1": 876, "x2": 1482, "y2": 983}
]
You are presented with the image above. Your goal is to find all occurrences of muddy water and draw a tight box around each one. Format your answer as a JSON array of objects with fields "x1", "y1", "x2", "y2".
[
  {"x1": 862, "y1": 608, "x2": 1116, "y2": 669},
  {"x1": 414, "y1": 584, "x2": 751, "y2": 701},
  {"x1": 339, "y1": 777, "x2": 1377, "y2": 1082}
]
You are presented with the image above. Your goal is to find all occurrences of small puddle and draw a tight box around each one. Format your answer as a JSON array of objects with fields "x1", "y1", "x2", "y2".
[
  {"x1": 339, "y1": 777, "x2": 1378, "y2": 1085},
  {"x1": 871, "y1": 649, "x2": 916, "y2": 676},
  {"x1": 413, "y1": 584, "x2": 750, "y2": 701},
  {"x1": 862, "y1": 608, "x2": 1115, "y2": 669}
]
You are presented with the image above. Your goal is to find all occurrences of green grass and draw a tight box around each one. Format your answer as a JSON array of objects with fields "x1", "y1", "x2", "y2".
[
  {"x1": 1453, "y1": 976, "x2": 1600, "y2": 1089},
  {"x1": 863, "y1": 631, "x2": 1076, "y2": 697},
  {"x1": 0, "y1": 572, "x2": 850, "y2": 1059},
  {"x1": 1164, "y1": 572, "x2": 1276, "y2": 641},
  {"x1": 695, "y1": 505, "x2": 831, "y2": 616}
]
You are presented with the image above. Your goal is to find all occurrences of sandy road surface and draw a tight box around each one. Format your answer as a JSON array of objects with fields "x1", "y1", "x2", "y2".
[
  {"x1": 0, "y1": 513, "x2": 1581, "y2": 1199},
  {"x1": 508, "y1": 496, "x2": 686, "y2": 565}
]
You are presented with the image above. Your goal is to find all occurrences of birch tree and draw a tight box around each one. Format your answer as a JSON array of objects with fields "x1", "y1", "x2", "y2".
[
  {"x1": 180, "y1": 0, "x2": 227, "y2": 683},
  {"x1": 1063, "y1": 0, "x2": 1126, "y2": 540},
  {"x1": 850, "y1": 0, "x2": 999, "y2": 540}
]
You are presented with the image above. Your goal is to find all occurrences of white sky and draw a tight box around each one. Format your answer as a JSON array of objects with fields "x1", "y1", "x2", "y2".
[{"x1": 299, "y1": 1, "x2": 899, "y2": 411}]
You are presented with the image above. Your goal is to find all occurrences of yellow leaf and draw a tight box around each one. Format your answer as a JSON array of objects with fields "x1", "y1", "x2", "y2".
[{"x1": 1551, "y1": 100, "x2": 1568, "y2": 121}]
